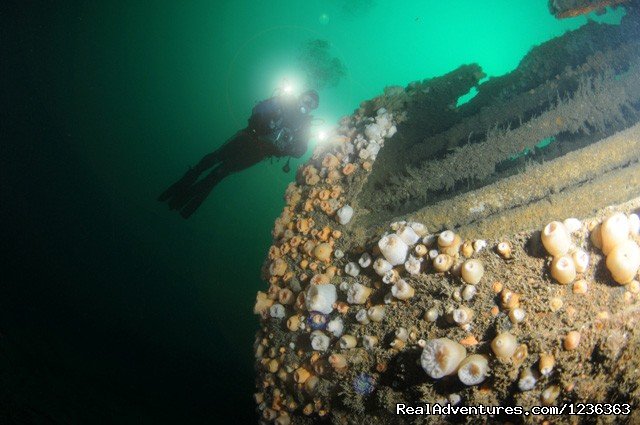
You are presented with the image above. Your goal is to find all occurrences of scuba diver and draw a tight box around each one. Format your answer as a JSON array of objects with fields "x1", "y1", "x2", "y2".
[{"x1": 158, "y1": 89, "x2": 319, "y2": 218}]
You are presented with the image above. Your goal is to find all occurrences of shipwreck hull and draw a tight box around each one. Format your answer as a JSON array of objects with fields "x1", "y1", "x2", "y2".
[{"x1": 254, "y1": 4, "x2": 640, "y2": 424}]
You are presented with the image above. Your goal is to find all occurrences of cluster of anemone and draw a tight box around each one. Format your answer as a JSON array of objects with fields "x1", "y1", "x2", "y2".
[
  {"x1": 256, "y1": 205, "x2": 501, "y2": 419},
  {"x1": 597, "y1": 213, "x2": 640, "y2": 285},
  {"x1": 257, "y1": 203, "x2": 640, "y2": 422},
  {"x1": 252, "y1": 105, "x2": 399, "y2": 422},
  {"x1": 341, "y1": 224, "x2": 496, "y2": 379},
  {"x1": 541, "y1": 212, "x2": 640, "y2": 287}
]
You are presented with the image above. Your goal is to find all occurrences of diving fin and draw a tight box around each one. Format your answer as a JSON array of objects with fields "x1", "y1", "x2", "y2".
[
  {"x1": 178, "y1": 169, "x2": 223, "y2": 218},
  {"x1": 158, "y1": 167, "x2": 200, "y2": 203},
  {"x1": 282, "y1": 158, "x2": 291, "y2": 173}
]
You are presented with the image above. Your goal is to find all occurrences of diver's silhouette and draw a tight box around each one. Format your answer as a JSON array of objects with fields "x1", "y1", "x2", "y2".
[{"x1": 158, "y1": 90, "x2": 319, "y2": 218}]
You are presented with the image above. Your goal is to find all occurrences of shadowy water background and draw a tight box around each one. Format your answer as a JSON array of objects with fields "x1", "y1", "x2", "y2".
[{"x1": 1, "y1": 1, "x2": 623, "y2": 423}]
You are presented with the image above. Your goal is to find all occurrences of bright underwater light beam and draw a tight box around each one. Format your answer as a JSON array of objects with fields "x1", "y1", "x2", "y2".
[
  {"x1": 274, "y1": 76, "x2": 302, "y2": 97},
  {"x1": 313, "y1": 124, "x2": 334, "y2": 145}
]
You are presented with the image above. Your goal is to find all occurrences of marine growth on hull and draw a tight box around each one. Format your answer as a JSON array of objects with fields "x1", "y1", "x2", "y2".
[{"x1": 254, "y1": 3, "x2": 640, "y2": 424}]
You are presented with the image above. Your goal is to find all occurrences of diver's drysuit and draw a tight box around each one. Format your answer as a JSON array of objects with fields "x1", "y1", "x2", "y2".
[{"x1": 158, "y1": 90, "x2": 318, "y2": 218}]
